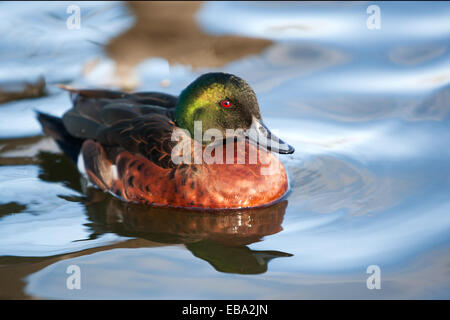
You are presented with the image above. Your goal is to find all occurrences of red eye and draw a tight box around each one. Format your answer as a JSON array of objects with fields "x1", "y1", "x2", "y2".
[{"x1": 220, "y1": 100, "x2": 231, "y2": 108}]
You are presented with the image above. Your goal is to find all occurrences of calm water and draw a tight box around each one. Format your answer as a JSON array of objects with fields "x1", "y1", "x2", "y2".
[{"x1": 1, "y1": 1, "x2": 450, "y2": 299}]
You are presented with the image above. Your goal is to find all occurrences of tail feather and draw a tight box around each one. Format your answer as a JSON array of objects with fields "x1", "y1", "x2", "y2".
[{"x1": 36, "y1": 111, "x2": 84, "y2": 163}]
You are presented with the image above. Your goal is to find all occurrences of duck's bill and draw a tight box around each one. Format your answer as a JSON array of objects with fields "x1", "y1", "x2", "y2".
[{"x1": 244, "y1": 118, "x2": 295, "y2": 154}]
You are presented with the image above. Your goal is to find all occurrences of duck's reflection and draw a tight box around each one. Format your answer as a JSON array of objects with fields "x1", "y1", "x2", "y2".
[{"x1": 39, "y1": 151, "x2": 293, "y2": 274}]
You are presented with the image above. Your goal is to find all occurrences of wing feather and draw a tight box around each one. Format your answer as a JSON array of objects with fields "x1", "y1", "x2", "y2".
[
  {"x1": 59, "y1": 87, "x2": 180, "y2": 168},
  {"x1": 97, "y1": 113, "x2": 178, "y2": 169}
]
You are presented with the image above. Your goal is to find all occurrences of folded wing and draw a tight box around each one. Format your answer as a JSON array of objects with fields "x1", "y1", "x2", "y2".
[{"x1": 60, "y1": 87, "x2": 179, "y2": 168}]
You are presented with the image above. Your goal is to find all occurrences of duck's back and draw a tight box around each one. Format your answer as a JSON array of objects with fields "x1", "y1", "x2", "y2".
[{"x1": 61, "y1": 87, "x2": 178, "y2": 140}]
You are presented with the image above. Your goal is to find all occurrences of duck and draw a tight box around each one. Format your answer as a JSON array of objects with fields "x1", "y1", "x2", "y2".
[{"x1": 37, "y1": 72, "x2": 295, "y2": 209}]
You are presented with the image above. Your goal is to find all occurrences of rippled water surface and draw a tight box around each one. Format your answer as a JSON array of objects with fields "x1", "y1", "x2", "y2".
[{"x1": 1, "y1": 1, "x2": 450, "y2": 299}]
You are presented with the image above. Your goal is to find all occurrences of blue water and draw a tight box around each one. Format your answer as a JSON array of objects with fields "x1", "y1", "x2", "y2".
[{"x1": 0, "y1": 1, "x2": 449, "y2": 299}]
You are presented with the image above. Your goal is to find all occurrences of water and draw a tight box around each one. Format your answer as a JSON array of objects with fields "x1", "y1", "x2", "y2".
[{"x1": 0, "y1": 1, "x2": 450, "y2": 299}]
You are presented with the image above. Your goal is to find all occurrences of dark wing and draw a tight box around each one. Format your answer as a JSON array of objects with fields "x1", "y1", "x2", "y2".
[
  {"x1": 60, "y1": 87, "x2": 179, "y2": 168},
  {"x1": 61, "y1": 87, "x2": 177, "y2": 138},
  {"x1": 97, "y1": 113, "x2": 178, "y2": 169}
]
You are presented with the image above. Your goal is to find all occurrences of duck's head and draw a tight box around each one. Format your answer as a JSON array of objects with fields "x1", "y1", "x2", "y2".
[{"x1": 175, "y1": 72, "x2": 294, "y2": 154}]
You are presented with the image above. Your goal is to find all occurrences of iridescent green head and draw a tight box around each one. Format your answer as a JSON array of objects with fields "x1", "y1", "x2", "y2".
[{"x1": 175, "y1": 72, "x2": 294, "y2": 154}]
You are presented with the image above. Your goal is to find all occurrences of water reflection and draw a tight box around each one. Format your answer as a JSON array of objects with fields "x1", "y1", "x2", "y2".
[
  {"x1": 107, "y1": 1, "x2": 272, "y2": 89},
  {"x1": 83, "y1": 190, "x2": 292, "y2": 274}
]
